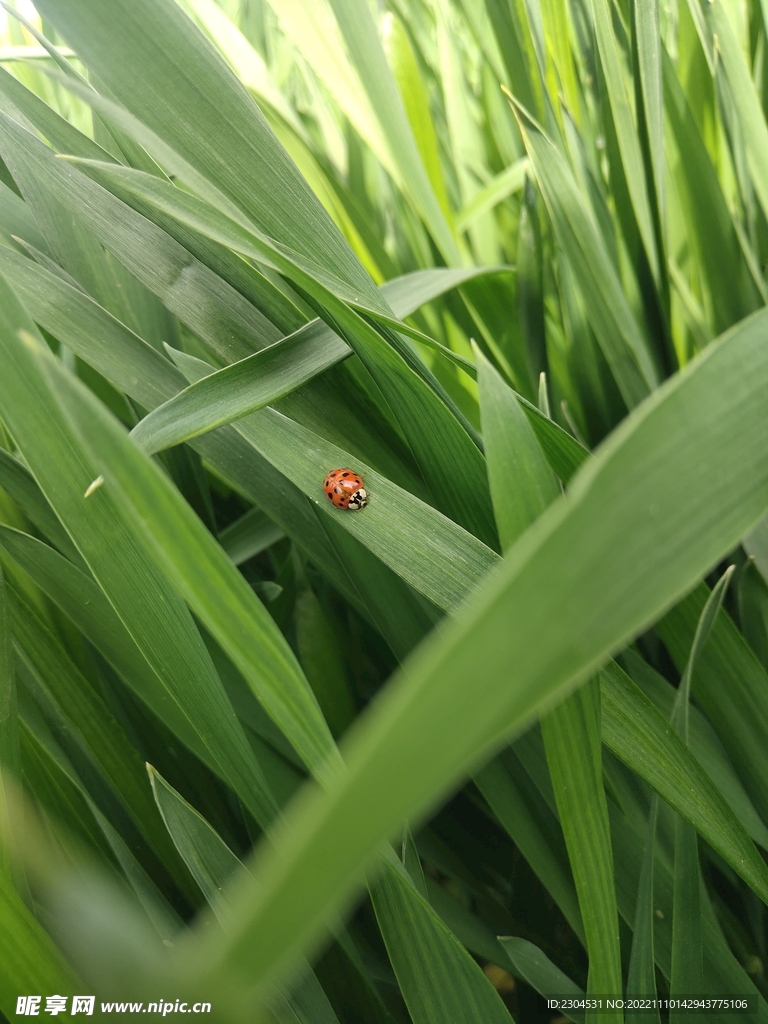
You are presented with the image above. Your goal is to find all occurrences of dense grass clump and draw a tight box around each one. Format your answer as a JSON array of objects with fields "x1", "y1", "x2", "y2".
[{"x1": 1, "y1": 0, "x2": 768, "y2": 1020}]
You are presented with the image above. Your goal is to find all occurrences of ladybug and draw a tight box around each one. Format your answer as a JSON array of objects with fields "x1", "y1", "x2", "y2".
[{"x1": 323, "y1": 468, "x2": 368, "y2": 511}]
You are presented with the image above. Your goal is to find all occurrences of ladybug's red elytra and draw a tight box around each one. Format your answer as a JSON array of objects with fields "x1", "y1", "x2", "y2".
[{"x1": 323, "y1": 468, "x2": 367, "y2": 511}]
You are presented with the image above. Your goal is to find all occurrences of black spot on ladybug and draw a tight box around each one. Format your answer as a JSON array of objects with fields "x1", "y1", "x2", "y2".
[{"x1": 342, "y1": 472, "x2": 349, "y2": 477}]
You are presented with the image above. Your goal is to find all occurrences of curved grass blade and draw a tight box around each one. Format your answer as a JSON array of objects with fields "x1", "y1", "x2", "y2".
[
  {"x1": 656, "y1": 581, "x2": 768, "y2": 823},
  {"x1": 149, "y1": 765, "x2": 344, "y2": 1024},
  {"x1": 476, "y1": 347, "x2": 559, "y2": 550},
  {"x1": 669, "y1": 570, "x2": 732, "y2": 1013},
  {"x1": 0, "y1": 448, "x2": 82, "y2": 566},
  {"x1": 454, "y1": 159, "x2": 529, "y2": 231},
  {"x1": 219, "y1": 509, "x2": 285, "y2": 567},
  {"x1": 498, "y1": 937, "x2": 585, "y2": 1024},
  {"x1": 598, "y1": 661, "x2": 768, "y2": 900},
  {"x1": 619, "y1": 648, "x2": 768, "y2": 849},
  {"x1": 370, "y1": 854, "x2": 514, "y2": 1024},
  {"x1": 130, "y1": 325, "x2": 349, "y2": 455}
]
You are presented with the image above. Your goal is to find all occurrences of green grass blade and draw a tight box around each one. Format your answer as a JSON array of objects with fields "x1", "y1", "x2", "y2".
[
  {"x1": 477, "y1": 346, "x2": 559, "y2": 550},
  {"x1": 370, "y1": 854, "x2": 514, "y2": 1024},
  {"x1": 541, "y1": 682, "x2": 623, "y2": 1021},
  {"x1": 34, "y1": 0, "x2": 378, "y2": 304},
  {"x1": 0, "y1": 117, "x2": 272, "y2": 364},
  {"x1": 0, "y1": 179, "x2": 50, "y2": 255},
  {"x1": 177, "y1": 0, "x2": 308, "y2": 143},
  {"x1": 0, "y1": 448, "x2": 81, "y2": 566},
  {"x1": 599, "y1": 660, "x2": 768, "y2": 899},
  {"x1": 9, "y1": 584, "x2": 186, "y2": 886},
  {"x1": 0, "y1": 567, "x2": 18, "y2": 881},
  {"x1": 626, "y1": 797, "x2": 660, "y2": 1024},
  {"x1": 148, "y1": 764, "x2": 244, "y2": 923},
  {"x1": 0, "y1": 77, "x2": 178, "y2": 354},
  {"x1": 485, "y1": 0, "x2": 544, "y2": 120},
  {"x1": 219, "y1": 509, "x2": 285, "y2": 568},
  {"x1": 498, "y1": 937, "x2": 585, "y2": 1023},
  {"x1": 455, "y1": 158, "x2": 529, "y2": 232},
  {"x1": 130, "y1": 325, "x2": 350, "y2": 455},
  {"x1": 589, "y1": 0, "x2": 661, "y2": 289},
  {"x1": 662, "y1": 52, "x2": 758, "y2": 334},
  {"x1": 656, "y1": 584, "x2": 768, "y2": 824},
  {"x1": 382, "y1": 12, "x2": 452, "y2": 221},
  {"x1": 671, "y1": 567, "x2": 734, "y2": 738},
  {"x1": 517, "y1": 177, "x2": 547, "y2": 386},
  {"x1": 513, "y1": 102, "x2": 658, "y2": 406},
  {"x1": 379, "y1": 267, "x2": 511, "y2": 317},
  {"x1": 474, "y1": 755, "x2": 584, "y2": 940},
  {"x1": 150, "y1": 765, "x2": 343, "y2": 1024},
  {"x1": 0, "y1": 243, "x2": 187, "y2": 409},
  {"x1": 324, "y1": 0, "x2": 460, "y2": 265},
  {"x1": 620, "y1": 648, "x2": 768, "y2": 849},
  {"x1": 609, "y1": 786, "x2": 765, "y2": 1013},
  {"x1": 706, "y1": 0, "x2": 768, "y2": 227},
  {"x1": 478, "y1": 338, "x2": 619, "y2": 1001},
  {"x1": 668, "y1": 573, "x2": 731, "y2": 1013},
  {"x1": 670, "y1": 817, "x2": 702, "y2": 1014},
  {"x1": 0, "y1": 64, "x2": 111, "y2": 163}
]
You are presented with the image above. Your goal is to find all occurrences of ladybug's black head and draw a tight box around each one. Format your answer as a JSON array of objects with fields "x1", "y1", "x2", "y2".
[{"x1": 348, "y1": 488, "x2": 367, "y2": 511}]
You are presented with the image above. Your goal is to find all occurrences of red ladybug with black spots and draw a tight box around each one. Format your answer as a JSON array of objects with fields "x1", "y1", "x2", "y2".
[{"x1": 323, "y1": 468, "x2": 367, "y2": 510}]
